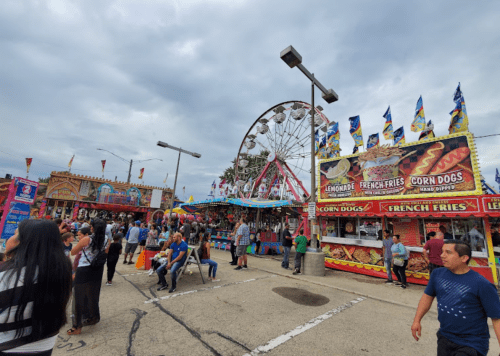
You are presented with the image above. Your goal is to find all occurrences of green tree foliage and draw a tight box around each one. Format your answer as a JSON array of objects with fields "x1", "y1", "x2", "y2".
[{"x1": 219, "y1": 150, "x2": 269, "y2": 184}]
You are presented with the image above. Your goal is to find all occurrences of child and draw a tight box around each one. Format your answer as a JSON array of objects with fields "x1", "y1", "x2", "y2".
[
  {"x1": 106, "y1": 235, "x2": 122, "y2": 286},
  {"x1": 293, "y1": 229, "x2": 307, "y2": 275},
  {"x1": 61, "y1": 232, "x2": 75, "y2": 258}
]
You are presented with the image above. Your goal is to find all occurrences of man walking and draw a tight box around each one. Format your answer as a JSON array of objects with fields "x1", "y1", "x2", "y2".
[
  {"x1": 156, "y1": 232, "x2": 188, "y2": 293},
  {"x1": 382, "y1": 230, "x2": 394, "y2": 284},
  {"x1": 411, "y1": 240, "x2": 500, "y2": 356},
  {"x1": 423, "y1": 231, "x2": 444, "y2": 275},
  {"x1": 281, "y1": 223, "x2": 293, "y2": 270},
  {"x1": 235, "y1": 217, "x2": 250, "y2": 270},
  {"x1": 123, "y1": 220, "x2": 141, "y2": 264}
]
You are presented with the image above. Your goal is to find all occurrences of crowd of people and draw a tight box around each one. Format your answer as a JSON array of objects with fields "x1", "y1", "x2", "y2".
[{"x1": 1, "y1": 215, "x2": 500, "y2": 355}]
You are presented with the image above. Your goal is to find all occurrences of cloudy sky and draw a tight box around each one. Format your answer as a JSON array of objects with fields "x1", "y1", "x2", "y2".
[{"x1": 1, "y1": 0, "x2": 500, "y2": 200}]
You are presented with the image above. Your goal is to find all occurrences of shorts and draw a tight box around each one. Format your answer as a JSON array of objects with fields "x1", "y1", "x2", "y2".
[
  {"x1": 236, "y1": 245, "x2": 249, "y2": 256},
  {"x1": 139, "y1": 240, "x2": 146, "y2": 246},
  {"x1": 125, "y1": 243, "x2": 139, "y2": 254}
]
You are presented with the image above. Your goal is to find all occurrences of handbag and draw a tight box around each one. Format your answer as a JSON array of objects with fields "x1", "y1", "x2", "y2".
[
  {"x1": 83, "y1": 246, "x2": 107, "y2": 269},
  {"x1": 393, "y1": 258, "x2": 404, "y2": 267}
]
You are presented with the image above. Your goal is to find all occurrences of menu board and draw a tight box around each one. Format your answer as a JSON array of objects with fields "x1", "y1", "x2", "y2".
[{"x1": 318, "y1": 132, "x2": 481, "y2": 202}]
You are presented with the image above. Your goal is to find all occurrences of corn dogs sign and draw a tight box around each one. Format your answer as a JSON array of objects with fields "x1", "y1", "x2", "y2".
[{"x1": 318, "y1": 132, "x2": 482, "y2": 202}]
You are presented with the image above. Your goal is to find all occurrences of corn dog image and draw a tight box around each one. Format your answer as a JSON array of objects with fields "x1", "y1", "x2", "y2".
[
  {"x1": 429, "y1": 147, "x2": 470, "y2": 175},
  {"x1": 403, "y1": 142, "x2": 445, "y2": 191}
]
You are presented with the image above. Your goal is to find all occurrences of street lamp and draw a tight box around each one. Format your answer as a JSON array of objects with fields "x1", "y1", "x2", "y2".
[
  {"x1": 280, "y1": 45, "x2": 338, "y2": 251},
  {"x1": 96, "y1": 148, "x2": 163, "y2": 183},
  {"x1": 156, "y1": 141, "x2": 201, "y2": 220}
]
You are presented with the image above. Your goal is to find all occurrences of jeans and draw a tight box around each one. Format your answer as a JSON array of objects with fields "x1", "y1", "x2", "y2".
[
  {"x1": 392, "y1": 259, "x2": 408, "y2": 285},
  {"x1": 156, "y1": 261, "x2": 184, "y2": 287},
  {"x1": 282, "y1": 246, "x2": 291, "y2": 268},
  {"x1": 437, "y1": 332, "x2": 483, "y2": 356},
  {"x1": 201, "y1": 259, "x2": 218, "y2": 278},
  {"x1": 384, "y1": 258, "x2": 393, "y2": 281},
  {"x1": 294, "y1": 251, "x2": 305, "y2": 270}
]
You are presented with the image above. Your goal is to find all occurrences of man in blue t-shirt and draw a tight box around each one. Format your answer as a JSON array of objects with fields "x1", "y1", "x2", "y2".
[
  {"x1": 411, "y1": 240, "x2": 500, "y2": 356},
  {"x1": 156, "y1": 232, "x2": 188, "y2": 293}
]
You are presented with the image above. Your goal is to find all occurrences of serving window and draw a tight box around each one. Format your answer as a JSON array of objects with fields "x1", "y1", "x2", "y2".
[{"x1": 320, "y1": 217, "x2": 382, "y2": 240}]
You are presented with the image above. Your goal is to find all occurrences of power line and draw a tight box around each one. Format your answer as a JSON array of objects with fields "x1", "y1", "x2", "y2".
[{"x1": 475, "y1": 133, "x2": 500, "y2": 139}]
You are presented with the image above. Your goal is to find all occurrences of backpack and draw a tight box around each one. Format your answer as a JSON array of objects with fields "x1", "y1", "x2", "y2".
[{"x1": 83, "y1": 239, "x2": 107, "y2": 270}]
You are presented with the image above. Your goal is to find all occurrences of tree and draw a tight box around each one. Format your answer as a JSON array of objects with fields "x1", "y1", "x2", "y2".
[
  {"x1": 38, "y1": 176, "x2": 50, "y2": 183},
  {"x1": 219, "y1": 150, "x2": 269, "y2": 184}
]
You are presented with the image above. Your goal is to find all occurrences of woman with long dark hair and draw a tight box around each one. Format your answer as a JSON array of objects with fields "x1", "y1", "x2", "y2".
[
  {"x1": 199, "y1": 232, "x2": 219, "y2": 282},
  {"x1": 0, "y1": 220, "x2": 72, "y2": 354},
  {"x1": 69, "y1": 218, "x2": 108, "y2": 335}
]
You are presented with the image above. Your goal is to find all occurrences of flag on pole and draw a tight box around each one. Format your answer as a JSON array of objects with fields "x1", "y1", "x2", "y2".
[
  {"x1": 353, "y1": 146, "x2": 358, "y2": 154},
  {"x1": 496, "y1": 168, "x2": 500, "y2": 185},
  {"x1": 419, "y1": 120, "x2": 435, "y2": 141},
  {"x1": 163, "y1": 173, "x2": 168, "y2": 184},
  {"x1": 411, "y1": 96, "x2": 426, "y2": 132},
  {"x1": 382, "y1": 106, "x2": 394, "y2": 139},
  {"x1": 393, "y1": 126, "x2": 406, "y2": 146},
  {"x1": 453, "y1": 82, "x2": 469, "y2": 129},
  {"x1": 138, "y1": 168, "x2": 144, "y2": 179},
  {"x1": 272, "y1": 177, "x2": 280, "y2": 197},
  {"x1": 326, "y1": 122, "x2": 340, "y2": 153},
  {"x1": 68, "y1": 155, "x2": 75, "y2": 169},
  {"x1": 183, "y1": 186, "x2": 186, "y2": 196},
  {"x1": 367, "y1": 133, "x2": 380, "y2": 150},
  {"x1": 26, "y1": 158, "x2": 32, "y2": 175},
  {"x1": 219, "y1": 179, "x2": 226, "y2": 196},
  {"x1": 349, "y1": 116, "x2": 364, "y2": 147},
  {"x1": 449, "y1": 98, "x2": 468, "y2": 134},
  {"x1": 101, "y1": 160, "x2": 106, "y2": 172},
  {"x1": 209, "y1": 180, "x2": 216, "y2": 197}
]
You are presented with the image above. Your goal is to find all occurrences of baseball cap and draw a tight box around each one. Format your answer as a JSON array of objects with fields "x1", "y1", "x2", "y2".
[{"x1": 135, "y1": 220, "x2": 141, "y2": 225}]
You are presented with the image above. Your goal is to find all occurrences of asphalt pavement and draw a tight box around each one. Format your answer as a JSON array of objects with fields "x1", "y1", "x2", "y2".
[{"x1": 53, "y1": 248, "x2": 500, "y2": 356}]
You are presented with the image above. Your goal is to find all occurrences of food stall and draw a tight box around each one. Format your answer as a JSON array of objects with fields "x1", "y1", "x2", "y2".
[{"x1": 310, "y1": 132, "x2": 498, "y2": 285}]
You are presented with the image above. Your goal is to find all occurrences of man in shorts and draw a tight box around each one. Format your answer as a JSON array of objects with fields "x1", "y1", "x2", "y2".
[
  {"x1": 411, "y1": 240, "x2": 500, "y2": 356},
  {"x1": 123, "y1": 220, "x2": 141, "y2": 264},
  {"x1": 234, "y1": 217, "x2": 250, "y2": 270}
]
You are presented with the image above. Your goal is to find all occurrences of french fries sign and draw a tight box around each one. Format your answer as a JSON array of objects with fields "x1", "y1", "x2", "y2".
[{"x1": 318, "y1": 132, "x2": 482, "y2": 202}]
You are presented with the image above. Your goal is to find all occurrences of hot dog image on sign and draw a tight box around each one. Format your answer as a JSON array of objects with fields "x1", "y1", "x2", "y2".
[{"x1": 318, "y1": 133, "x2": 480, "y2": 202}]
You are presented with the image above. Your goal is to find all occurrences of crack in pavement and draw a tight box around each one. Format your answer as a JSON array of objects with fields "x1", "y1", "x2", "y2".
[{"x1": 127, "y1": 309, "x2": 147, "y2": 356}]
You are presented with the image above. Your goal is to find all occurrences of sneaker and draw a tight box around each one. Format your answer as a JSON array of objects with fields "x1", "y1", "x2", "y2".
[
  {"x1": 395, "y1": 282, "x2": 402, "y2": 286},
  {"x1": 230, "y1": 262, "x2": 237, "y2": 266},
  {"x1": 123, "y1": 260, "x2": 128, "y2": 264},
  {"x1": 385, "y1": 280, "x2": 393, "y2": 284},
  {"x1": 157, "y1": 285, "x2": 169, "y2": 291},
  {"x1": 293, "y1": 270, "x2": 301, "y2": 275},
  {"x1": 168, "y1": 287, "x2": 176, "y2": 293},
  {"x1": 243, "y1": 265, "x2": 248, "y2": 269},
  {"x1": 148, "y1": 269, "x2": 154, "y2": 276},
  {"x1": 234, "y1": 266, "x2": 243, "y2": 270},
  {"x1": 211, "y1": 279, "x2": 220, "y2": 282},
  {"x1": 157, "y1": 280, "x2": 162, "y2": 285},
  {"x1": 400, "y1": 284, "x2": 407, "y2": 289},
  {"x1": 128, "y1": 261, "x2": 134, "y2": 265},
  {"x1": 106, "y1": 281, "x2": 112, "y2": 286}
]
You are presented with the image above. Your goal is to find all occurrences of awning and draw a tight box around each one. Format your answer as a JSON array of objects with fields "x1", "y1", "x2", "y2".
[
  {"x1": 181, "y1": 198, "x2": 230, "y2": 208},
  {"x1": 227, "y1": 198, "x2": 293, "y2": 208}
]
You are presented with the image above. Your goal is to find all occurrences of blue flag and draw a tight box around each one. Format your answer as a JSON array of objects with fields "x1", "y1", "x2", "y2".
[
  {"x1": 393, "y1": 126, "x2": 405, "y2": 146},
  {"x1": 496, "y1": 169, "x2": 500, "y2": 184},
  {"x1": 349, "y1": 115, "x2": 364, "y2": 147},
  {"x1": 367, "y1": 133, "x2": 380, "y2": 150}
]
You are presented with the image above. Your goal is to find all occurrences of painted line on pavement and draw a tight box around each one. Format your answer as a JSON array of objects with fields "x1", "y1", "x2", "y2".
[
  {"x1": 144, "y1": 275, "x2": 277, "y2": 304},
  {"x1": 120, "y1": 272, "x2": 150, "y2": 277},
  {"x1": 242, "y1": 297, "x2": 366, "y2": 356}
]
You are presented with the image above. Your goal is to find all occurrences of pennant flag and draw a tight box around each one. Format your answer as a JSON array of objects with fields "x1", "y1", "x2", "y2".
[
  {"x1": 393, "y1": 126, "x2": 406, "y2": 146},
  {"x1": 272, "y1": 178, "x2": 280, "y2": 197},
  {"x1": 68, "y1": 155, "x2": 75, "y2": 168},
  {"x1": 382, "y1": 106, "x2": 394, "y2": 140},
  {"x1": 367, "y1": 133, "x2": 380, "y2": 150},
  {"x1": 315, "y1": 129, "x2": 321, "y2": 154},
  {"x1": 209, "y1": 180, "x2": 216, "y2": 197},
  {"x1": 326, "y1": 122, "x2": 340, "y2": 152},
  {"x1": 453, "y1": 82, "x2": 469, "y2": 126},
  {"x1": 419, "y1": 120, "x2": 435, "y2": 141},
  {"x1": 183, "y1": 186, "x2": 186, "y2": 195},
  {"x1": 224, "y1": 186, "x2": 229, "y2": 196},
  {"x1": 449, "y1": 85, "x2": 469, "y2": 133},
  {"x1": 349, "y1": 115, "x2": 364, "y2": 147},
  {"x1": 411, "y1": 96, "x2": 426, "y2": 132},
  {"x1": 138, "y1": 168, "x2": 144, "y2": 179},
  {"x1": 219, "y1": 179, "x2": 226, "y2": 188},
  {"x1": 26, "y1": 158, "x2": 32, "y2": 175},
  {"x1": 496, "y1": 169, "x2": 500, "y2": 185},
  {"x1": 101, "y1": 160, "x2": 106, "y2": 172},
  {"x1": 353, "y1": 146, "x2": 358, "y2": 154},
  {"x1": 163, "y1": 173, "x2": 168, "y2": 184}
]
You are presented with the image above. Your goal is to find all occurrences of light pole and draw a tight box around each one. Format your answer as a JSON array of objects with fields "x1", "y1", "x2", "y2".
[
  {"x1": 156, "y1": 141, "x2": 201, "y2": 220},
  {"x1": 280, "y1": 45, "x2": 338, "y2": 251},
  {"x1": 96, "y1": 148, "x2": 163, "y2": 183}
]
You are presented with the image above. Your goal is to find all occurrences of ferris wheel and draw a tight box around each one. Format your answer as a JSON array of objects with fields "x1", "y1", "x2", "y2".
[{"x1": 235, "y1": 101, "x2": 331, "y2": 201}]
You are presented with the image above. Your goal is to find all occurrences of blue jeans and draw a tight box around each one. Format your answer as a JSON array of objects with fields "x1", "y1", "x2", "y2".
[
  {"x1": 282, "y1": 246, "x2": 291, "y2": 268},
  {"x1": 201, "y1": 259, "x2": 218, "y2": 278},
  {"x1": 156, "y1": 261, "x2": 184, "y2": 287},
  {"x1": 384, "y1": 258, "x2": 393, "y2": 281}
]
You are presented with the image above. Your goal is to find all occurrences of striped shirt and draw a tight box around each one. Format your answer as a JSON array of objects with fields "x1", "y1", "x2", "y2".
[{"x1": 0, "y1": 267, "x2": 57, "y2": 353}]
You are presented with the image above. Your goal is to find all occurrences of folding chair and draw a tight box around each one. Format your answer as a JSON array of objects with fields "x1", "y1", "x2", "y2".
[{"x1": 176, "y1": 247, "x2": 206, "y2": 284}]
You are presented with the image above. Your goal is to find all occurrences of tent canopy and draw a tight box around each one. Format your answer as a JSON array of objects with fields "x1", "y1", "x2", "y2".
[{"x1": 182, "y1": 198, "x2": 294, "y2": 209}]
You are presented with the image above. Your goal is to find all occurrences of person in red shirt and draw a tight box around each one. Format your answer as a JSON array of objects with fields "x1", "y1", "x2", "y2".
[{"x1": 423, "y1": 231, "x2": 444, "y2": 275}]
